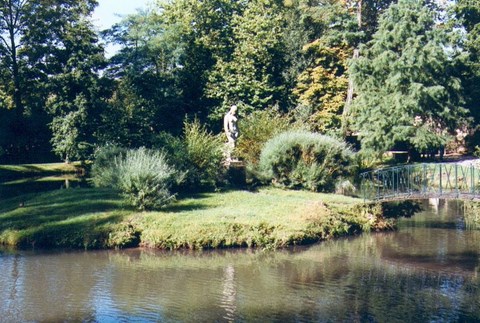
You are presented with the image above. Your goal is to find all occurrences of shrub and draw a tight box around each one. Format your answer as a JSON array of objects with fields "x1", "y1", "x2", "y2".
[
  {"x1": 90, "y1": 145, "x2": 127, "y2": 187},
  {"x1": 474, "y1": 145, "x2": 480, "y2": 158},
  {"x1": 182, "y1": 118, "x2": 225, "y2": 188},
  {"x1": 152, "y1": 121, "x2": 224, "y2": 190},
  {"x1": 116, "y1": 148, "x2": 183, "y2": 210},
  {"x1": 152, "y1": 132, "x2": 189, "y2": 172},
  {"x1": 236, "y1": 109, "x2": 290, "y2": 165},
  {"x1": 92, "y1": 147, "x2": 183, "y2": 210},
  {"x1": 259, "y1": 131, "x2": 354, "y2": 192}
]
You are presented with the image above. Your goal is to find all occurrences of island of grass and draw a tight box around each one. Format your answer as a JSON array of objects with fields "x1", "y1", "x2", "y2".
[{"x1": 0, "y1": 185, "x2": 392, "y2": 250}]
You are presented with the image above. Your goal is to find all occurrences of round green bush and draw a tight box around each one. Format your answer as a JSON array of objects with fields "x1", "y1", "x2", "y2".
[{"x1": 259, "y1": 131, "x2": 355, "y2": 192}]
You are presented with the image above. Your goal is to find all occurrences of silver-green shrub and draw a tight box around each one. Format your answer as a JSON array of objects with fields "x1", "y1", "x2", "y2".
[
  {"x1": 92, "y1": 147, "x2": 183, "y2": 210},
  {"x1": 116, "y1": 148, "x2": 184, "y2": 210},
  {"x1": 259, "y1": 131, "x2": 355, "y2": 192}
]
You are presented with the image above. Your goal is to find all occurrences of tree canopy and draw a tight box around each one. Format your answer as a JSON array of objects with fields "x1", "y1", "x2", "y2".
[
  {"x1": 350, "y1": 0, "x2": 468, "y2": 155},
  {"x1": 0, "y1": 0, "x2": 478, "y2": 163}
]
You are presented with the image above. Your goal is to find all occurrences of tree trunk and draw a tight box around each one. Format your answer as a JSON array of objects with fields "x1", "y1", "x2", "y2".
[
  {"x1": 3, "y1": 0, "x2": 23, "y2": 113},
  {"x1": 342, "y1": 0, "x2": 362, "y2": 136}
]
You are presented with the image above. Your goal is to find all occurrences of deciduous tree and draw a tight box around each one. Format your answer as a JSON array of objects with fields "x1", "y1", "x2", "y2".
[
  {"x1": 0, "y1": 0, "x2": 105, "y2": 162},
  {"x1": 206, "y1": 0, "x2": 287, "y2": 119}
]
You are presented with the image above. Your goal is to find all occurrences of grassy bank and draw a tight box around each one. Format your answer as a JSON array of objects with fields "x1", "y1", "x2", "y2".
[{"x1": 0, "y1": 186, "x2": 393, "y2": 250}]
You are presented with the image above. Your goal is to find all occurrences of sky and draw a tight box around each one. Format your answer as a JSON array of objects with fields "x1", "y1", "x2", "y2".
[
  {"x1": 92, "y1": 0, "x2": 151, "y2": 56},
  {"x1": 92, "y1": 0, "x2": 151, "y2": 30}
]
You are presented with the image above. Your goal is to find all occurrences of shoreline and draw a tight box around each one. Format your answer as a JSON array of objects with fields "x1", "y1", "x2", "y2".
[{"x1": 0, "y1": 187, "x2": 394, "y2": 251}]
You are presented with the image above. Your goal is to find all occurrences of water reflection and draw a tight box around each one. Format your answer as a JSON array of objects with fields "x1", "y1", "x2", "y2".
[
  {"x1": 221, "y1": 264, "x2": 237, "y2": 321},
  {"x1": 0, "y1": 201, "x2": 480, "y2": 322},
  {"x1": 0, "y1": 175, "x2": 87, "y2": 199}
]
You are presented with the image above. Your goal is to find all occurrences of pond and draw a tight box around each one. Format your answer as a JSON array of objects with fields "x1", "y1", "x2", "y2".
[
  {"x1": 0, "y1": 200, "x2": 479, "y2": 322},
  {"x1": 0, "y1": 175, "x2": 87, "y2": 199}
]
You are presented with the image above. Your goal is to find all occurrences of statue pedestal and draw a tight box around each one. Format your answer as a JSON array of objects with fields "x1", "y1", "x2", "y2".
[{"x1": 225, "y1": 160, "x2": 246, "y2": 187}]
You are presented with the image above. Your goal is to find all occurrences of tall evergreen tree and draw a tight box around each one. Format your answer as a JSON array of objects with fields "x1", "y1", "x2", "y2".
[
  {"x1": 454, "y1": 0, "x2": 480, "y2": 126},
  {"x1": 350, "y1": 0, "x2": 467, "y2": 157},
  {"x1": 361, "y1": 0, "x2": 398, "y2": 40}
]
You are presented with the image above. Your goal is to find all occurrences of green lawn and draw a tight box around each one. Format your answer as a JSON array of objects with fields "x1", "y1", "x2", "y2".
[{"x1": 0, "y1": 186, "x2": 392, "y2": 250}]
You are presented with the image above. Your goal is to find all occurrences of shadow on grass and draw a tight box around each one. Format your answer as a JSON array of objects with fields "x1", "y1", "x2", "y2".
[
  {"x1": 0, "y1": 188, "x2": 130, "y2": 249},
  {"x1": 160, "y1": 192, "x2": 217, "y2": 213}
]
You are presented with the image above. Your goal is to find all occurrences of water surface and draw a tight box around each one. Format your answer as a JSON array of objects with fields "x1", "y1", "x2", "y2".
[
  {"x1": 0, "y1": 175, "x2": 86, "y2": 199},
  {"x1": 1, "y1": 199, "x2": 479, "y2": 322}
]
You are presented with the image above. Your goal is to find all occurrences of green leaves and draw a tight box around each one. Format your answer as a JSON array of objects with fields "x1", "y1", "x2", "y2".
[
  {"x1": 454, "y1": 0, "x2": 480, "y2": 126},
  {"x1": 351, "y1": 0, "x2": 467, "y2": 155},
  {"x1": 0, "y1": 0, "x2": 105, "y2": 162},
  {"x1": 92, "y1": 147, "x2": 183, "y2": 210},
  {"x1": 49, "y1": 95, "x2": 92, "y2": 162},
  {"x1": 206, "y1": 0, "x2": 287, "y2": 118},
  {"x1": 2, "y1": 0, "x2": 479, "y2": 165},
  {"x1": 259, "y1": 130, "x2": 355, "y2": 192}
]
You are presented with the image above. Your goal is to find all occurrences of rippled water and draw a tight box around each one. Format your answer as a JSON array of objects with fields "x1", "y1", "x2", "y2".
[{"x1": 1, "y1": 199, "x2": 479, "y2": 322}]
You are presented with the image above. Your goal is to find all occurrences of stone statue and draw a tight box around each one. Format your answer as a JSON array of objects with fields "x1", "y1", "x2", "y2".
[
  {"x1": 224, "y1": 105, "x2": 239, "y2": 162},
  {"x1": 224, "y1": 105, "x2": 239, "y2": 145}
]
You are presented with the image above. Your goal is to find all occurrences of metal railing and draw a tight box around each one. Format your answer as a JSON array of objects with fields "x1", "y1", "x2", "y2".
[{"x1": 360, "y1": 163, "x2": 480, "y2": 201}]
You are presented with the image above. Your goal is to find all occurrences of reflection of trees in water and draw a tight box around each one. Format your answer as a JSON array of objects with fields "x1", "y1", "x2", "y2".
[
  {"x1": 107, "y1": 234, "x2": 480, "y2": 321},
  {"x1": 0, "y1": 251, "x2": 106, "y2": 322},
  {"x1": 1, "y1": 200, "x2": 480, "y2": 322},
  {"x1": 464, "y1": 200, "x2": 480, "y2": 230},
  {"x1": 0, "y1": 254, "x2": 21, "y2": 321},
  {"x1": 348, "y1": 264, "x2": 480, "y2": 322}
]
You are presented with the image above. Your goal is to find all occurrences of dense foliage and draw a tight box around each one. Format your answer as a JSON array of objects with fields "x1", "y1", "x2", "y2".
[
  {"x1": 90, "y1": 145, "x2": 127, "y2": 188},
  {"x1": 1, "y1": 0, "x2": 479, "y2": 171},
  {"x1": 154, "y1": 118, "x2": 225, "y2": 189},
  {"x1": 350, "y1": 0, "x2": 467, "y2": 156},
  {"x1": 92, "y1": 147, "x2": 183, "y2": 210},
  {"x1": 259, "y1": 131, "x2": 355, "y2": 192},
  {"x1": 0, "y1": 0, "x2": 105, "y2": 163},
  {"x1": 235, "y1": 109, "x2": 291, "y2": 165}
]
